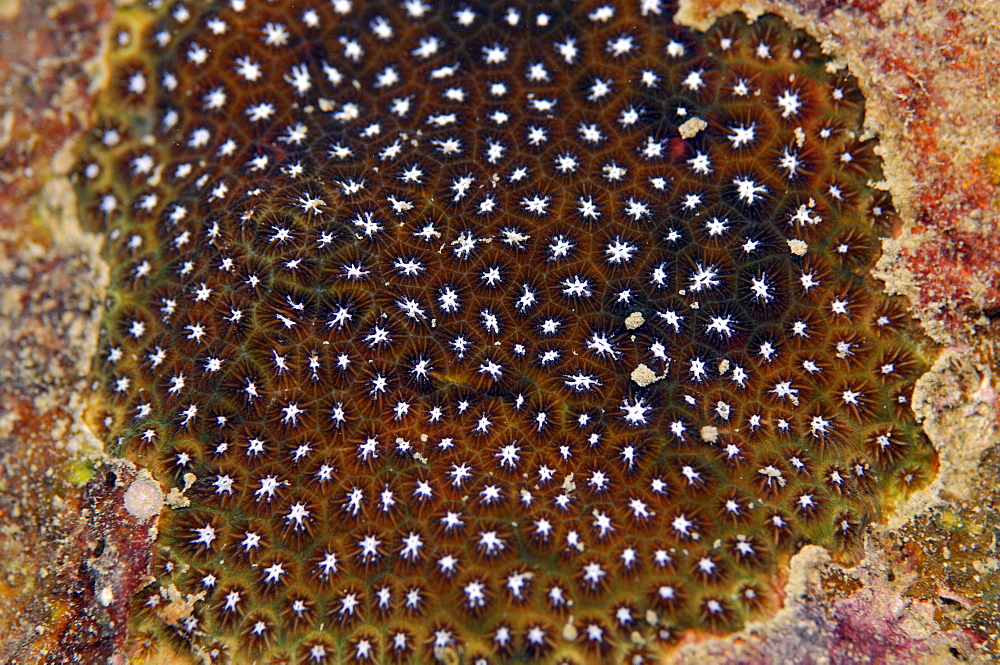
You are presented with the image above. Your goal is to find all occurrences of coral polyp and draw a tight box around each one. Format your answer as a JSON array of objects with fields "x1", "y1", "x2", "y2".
[{"x1": 77, "y1": 0, "x2": 934, "y2": 661}]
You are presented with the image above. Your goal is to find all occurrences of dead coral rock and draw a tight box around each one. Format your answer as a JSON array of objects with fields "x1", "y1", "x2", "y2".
[
  {"x1": 6, "y1": 459, "x2": 159, "y2": 663},
  {"x1": 668, "y1": 542, "x2": 984, "y2": 664}
]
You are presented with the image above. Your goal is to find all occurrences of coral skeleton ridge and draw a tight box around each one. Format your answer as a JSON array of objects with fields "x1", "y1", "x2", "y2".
[{"x1": 77, "y1": 0, "x2": 935, "y2": 662}]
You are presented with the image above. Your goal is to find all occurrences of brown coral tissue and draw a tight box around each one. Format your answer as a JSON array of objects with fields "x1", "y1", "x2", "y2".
[{"x1": 74, "y1": 0, "x2": 935, "y2": 662}]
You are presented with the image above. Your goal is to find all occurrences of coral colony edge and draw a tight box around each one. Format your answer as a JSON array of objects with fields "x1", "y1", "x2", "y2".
[{"x1": 75, "y1": 0, "x2": 936, "y2": 662}]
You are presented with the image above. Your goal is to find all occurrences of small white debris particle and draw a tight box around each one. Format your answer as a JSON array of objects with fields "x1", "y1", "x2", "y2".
[
  {"x1": 758, "y1": 465, "x2": 787, "y2": 487},
  {"x1": 164, "y1": 487, "x2": 190, "y2": 508},
  {"x1": 98, "y1": 586, "x2": 114, "y2": 607},
  {"x1": 678, "y1": 117, "x2": 707, "y2": 139},
  {"x1": 631, "y1": 364, "x2": 660, "y2": 387},
  {"x1": 562, "y1": 618, "x2": 578, "y2": 641},
  {"x1": 787, "y1": 239, "x2": 808, "y2": 256},
  {"x1": 624, "y1": 311, "x2": 645, "y2": 330},
  {"x1": 164, "y1": 473, "x2": 197, "y2": 509}
]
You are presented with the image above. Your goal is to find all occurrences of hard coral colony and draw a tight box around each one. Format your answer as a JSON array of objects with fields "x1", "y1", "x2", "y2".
[{"x1": 76, "y1": 0, "x2": 935, "y2": 662}]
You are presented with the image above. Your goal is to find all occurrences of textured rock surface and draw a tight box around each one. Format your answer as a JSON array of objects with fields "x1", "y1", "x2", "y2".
[{"x1": 0, "y1": 0, "x2": 996, "y2": 663}]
